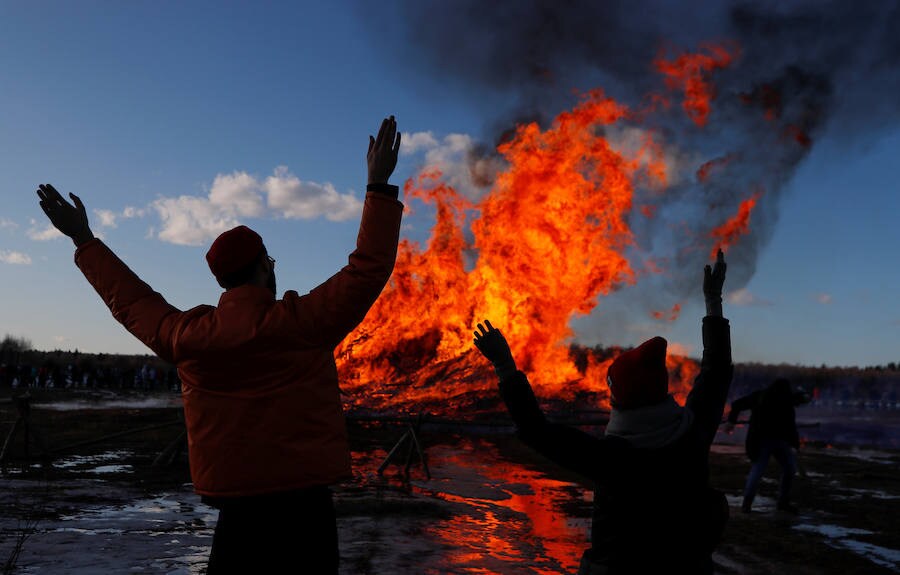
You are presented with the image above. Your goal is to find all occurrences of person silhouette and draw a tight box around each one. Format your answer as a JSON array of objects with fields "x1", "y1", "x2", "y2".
[
  {"x1": 36, "y1": 116, "x2": 403, "y2": 574},
  {"x1": 726, "y1": 378, "x2": 810, "y2": 513},
  {"x1": 474, "y1": 250, "x2": 732, "y2": 575}
]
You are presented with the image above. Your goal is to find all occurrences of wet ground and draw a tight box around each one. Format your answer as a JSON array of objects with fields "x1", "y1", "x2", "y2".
[{"x1": 1, "y1": 391, "x2": 898, "y2": 574}]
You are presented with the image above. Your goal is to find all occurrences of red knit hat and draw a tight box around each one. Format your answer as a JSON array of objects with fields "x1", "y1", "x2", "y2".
[
  {"x1": 606, "y1": 336, "x2": 669, "y2": 409},
  {"x1": 206, "y1": 225, "x2": 264, "y2": 280}
]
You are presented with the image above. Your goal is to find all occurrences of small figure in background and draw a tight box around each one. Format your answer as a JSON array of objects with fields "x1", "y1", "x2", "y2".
[{"x1": 726, "y1": 378, "x2": 811, "y2": 513}]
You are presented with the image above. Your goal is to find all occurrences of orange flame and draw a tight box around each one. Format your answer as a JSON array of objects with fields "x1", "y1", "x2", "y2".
[
  {"x1": 335, "y1": 46, "x2": 747, "y2": 416},
  {"x1": 709, "y1": 191, "x2": 762, "y2": 258},
  {"x1": 654, "y1": 43, "x2": 736, "y2": 126},
  {"x1": 338, "y1": 91, "x2": 638, "y2": 412},
  {"x1": 651, "y1": 303, "x2": 682, "y2": 322}
]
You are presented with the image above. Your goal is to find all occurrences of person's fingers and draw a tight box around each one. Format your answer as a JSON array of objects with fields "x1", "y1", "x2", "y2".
[
  {"x1": 38, "y1": 185, "x2": 57, "y2": 203},
  {"x1": 42, "y1": 184, "x2": 64, "y2": 203},
  {"x1": 70, "y1": 193, "x2": 86, "y2": 213},
  {"x1": 484, "y1": 319, "x2": 494, "y2": 331},
  {"x1": 368, "y1": 135, "x2": 375, "y2": 155},
  {"x1": 717, "y1": 249, "x2": 725, "y2": 264},
  {"x1": 393, "y1": 131, "x2": 402, "y2": 156},
  {"x1": 386, "y1": 116, "x2": 396, "y2": 150},
  {"x1": 374, "y1": 118, "x2": 388, "y2": 150}
]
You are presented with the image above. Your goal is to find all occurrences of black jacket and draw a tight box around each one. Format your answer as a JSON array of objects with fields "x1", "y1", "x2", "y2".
[
  {"x1": 728, "y1": 383, "x2": 807, "y2": 461},
  {"x1": 498, "y1": 316, "x2": 733, "y2": 574}
]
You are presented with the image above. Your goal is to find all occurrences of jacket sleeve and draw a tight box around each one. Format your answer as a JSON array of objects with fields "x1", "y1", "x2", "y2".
[
  {"x1": 74, "y1": 239, "x2": 186, "y2": 363},
  {"x1": 727, "y1": 391, "x2": 759, "y2": 424},
  {"x1": 685, "y1": 316, "x2": 734, "y2": 448},
  {"x1": 500, "y1": 371, "x2": 610, "y2": 480},
  {"x1": 285, "y1": 191, "x2": 403, "y2": 348}
]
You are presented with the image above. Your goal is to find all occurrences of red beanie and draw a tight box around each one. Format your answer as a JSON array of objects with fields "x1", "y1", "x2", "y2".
[
  {"x1": 607, "y1": 336, "x2": 669, "y2": 409},
  {"x1": 206, "y1": 225, "x2": 264, "y2": 280}
]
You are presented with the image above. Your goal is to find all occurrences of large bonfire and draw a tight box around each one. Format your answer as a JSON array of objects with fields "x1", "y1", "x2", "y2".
[{"x1": 337, "y1": 44, "x2": 763, "y2": 416}]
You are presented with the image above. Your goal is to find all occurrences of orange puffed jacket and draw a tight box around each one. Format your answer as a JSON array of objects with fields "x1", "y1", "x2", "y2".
[{"x1": 74, "y1": 191, "x2": 403, "y2": 497}]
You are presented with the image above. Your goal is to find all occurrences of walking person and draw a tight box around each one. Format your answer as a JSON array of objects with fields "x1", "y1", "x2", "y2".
[
  {"x1": 473, "y1": 250, "x2": 732, "y2": 574},
  {"x1": 726, "y1": 378, "x2": 810, "y2": 513},
  {"x1": 36, "y1": 116, "x2": 403, "y2": 574}
]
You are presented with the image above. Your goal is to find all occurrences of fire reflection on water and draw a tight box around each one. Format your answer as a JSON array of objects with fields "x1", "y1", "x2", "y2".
[{"x1": 362, "y1": 436, "x2": 592, "y2": 574}]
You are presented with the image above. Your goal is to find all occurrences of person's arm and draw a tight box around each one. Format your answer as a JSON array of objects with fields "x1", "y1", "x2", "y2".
[
  {"x1": 36, "y1": 184, "x2": 185, "y2": 362},
  {"x1": 685, "y1": 250, "x2": 734, "y2": 448},
  {"x1": 474, "y1": 320, "x2": 611, "y2": 479},
  {"x1": 725, "y1": 391, "x2": 758, "y2": 427},
  {"x1": 285, "y1": 116, "x2": 403, "y2": 347}
]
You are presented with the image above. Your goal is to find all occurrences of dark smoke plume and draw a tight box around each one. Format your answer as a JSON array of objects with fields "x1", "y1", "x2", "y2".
[{"x1": 357, "y1": 0, "x2": 900, "y2": 339}]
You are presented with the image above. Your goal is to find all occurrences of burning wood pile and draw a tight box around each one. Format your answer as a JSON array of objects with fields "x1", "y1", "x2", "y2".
[{"x1": 332, "y1": 44, "x2": 793, "y2": 417}]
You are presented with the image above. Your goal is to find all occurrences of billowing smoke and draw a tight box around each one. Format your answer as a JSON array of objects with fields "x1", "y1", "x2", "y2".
[{"x1": 357, "y1": 0, "x2": 899, "y2": 341}]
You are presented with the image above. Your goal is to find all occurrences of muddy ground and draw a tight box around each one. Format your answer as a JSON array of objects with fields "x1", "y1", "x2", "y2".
[{"x1": 1, "y1": 390, "x2": 898, "y2": 574}]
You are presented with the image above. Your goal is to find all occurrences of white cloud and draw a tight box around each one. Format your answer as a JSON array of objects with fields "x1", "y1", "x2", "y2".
[
  {"x1": 0, "y1": 218, "x2": 18, "y2": 231},
  {"x1": 95, "y1": 209, "x2": 118, "y2": 228},
  {"x1": 814, "y1": 293, "x2": 833, "y2": 305},
  {"x1": 0, "y1": 250, "x2": 32, "y2": 265},
  {"x1": 26, "y1": 220, "x2": 64, "y2": 241},
  {"x1": 148, "y1": 166, "x2": 361, "y2": 245},
  {"x1": 400, "y1": 131, "x2": 439, "y2": 155},
  {"x1": 265, "y1": 166, "x2": 362, "y2": 221},
  {"x1": 91, "y1": 206, "x2": 147, "y2": 229},
  {"x1": 209, "y1": 171, "x2": 265, "y2": 217},
  {"x1": 401, "y1": 131, "x2": 504, "y2": 200},
  {"x1": 727, "y1": 288, "x2": 773, "y2": 307},
  {"x1": 152, "y1": 195, "x2": 240, "y2": 246},
  {"x1": 122, "y1": 206, "x2": 146, "y2": 219}
]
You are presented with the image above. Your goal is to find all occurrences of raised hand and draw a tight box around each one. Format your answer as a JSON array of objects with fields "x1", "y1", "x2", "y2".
[
  {"x1": 704, "y1": 249, "x2": 727, "y2": 317},
  {"x1": 473, "y1": 320, "x2": 515, "y2": 367},
  {"x1": 36, "y1": 184, "x2": 95, "y2": 247},
  {"x1": 367, "y1": 116, "x2": 401, "y2": 185}
]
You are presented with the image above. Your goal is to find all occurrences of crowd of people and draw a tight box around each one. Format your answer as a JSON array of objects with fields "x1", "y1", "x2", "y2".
[{"x1": 0, "y1": 360, "x2": 180, "y2": 391}]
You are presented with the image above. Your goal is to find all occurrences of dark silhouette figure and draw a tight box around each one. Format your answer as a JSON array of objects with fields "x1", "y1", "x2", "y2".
[
  {"x1": 36, "y1": 116, "x2": 403, "y2": 574},
  {"x1": 473, "y1": 251, "x2": 732, "y2": 575},
  {"x1": 726, "y1": 378, "x2": 810, "y2": 513}
]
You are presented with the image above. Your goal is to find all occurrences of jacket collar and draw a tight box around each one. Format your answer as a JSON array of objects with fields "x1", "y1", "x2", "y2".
[
  {"x1": 605, "y1": 395, "x2": 694, "y2": 449},
  {"x1": 217, "y1": 285, "x2": 276, "y2": 306}
]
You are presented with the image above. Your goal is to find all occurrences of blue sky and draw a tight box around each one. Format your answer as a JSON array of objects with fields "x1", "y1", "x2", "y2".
[{"x1": 1, "y1": 1, "x2": 898, "y2": 367}]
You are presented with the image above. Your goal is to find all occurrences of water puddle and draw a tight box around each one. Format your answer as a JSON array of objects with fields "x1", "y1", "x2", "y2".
[
  {"x1": 793, "y1": 523, "x2": 900, "y2": 570},
  {"x1": 54, "y1": 450, "x2": 134, "y2": 474},
  {"x1": 35, "y1": 397, "x2": 182, "y2": 411}
]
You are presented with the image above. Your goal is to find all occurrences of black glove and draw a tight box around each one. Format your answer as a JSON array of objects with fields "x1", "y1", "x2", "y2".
[
  {"x1": 473, "y1": 320, "x2": 518, "y2": 380},
  {"x1": 704, "y1": 249, "x2": 727, "y2": 317}
]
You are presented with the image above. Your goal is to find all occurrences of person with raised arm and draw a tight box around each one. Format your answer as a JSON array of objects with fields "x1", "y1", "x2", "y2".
[
  {"x1": 36, "y1": 116, "x2": 403, "y2": 574},
  {"x1": 474, "y1": 250, "x2": 732, "y2": 575}
]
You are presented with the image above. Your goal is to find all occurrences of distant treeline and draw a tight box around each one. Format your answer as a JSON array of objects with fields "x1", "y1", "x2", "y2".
[
  {"x1": 730, "y1": 362, "x2": 900, "y2": 406},
  {"x1": 2, "y1": 335, "x2": 898, "y2": 405}
]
